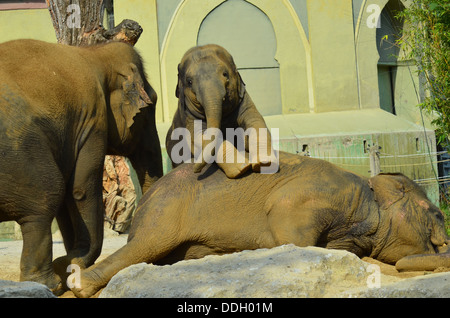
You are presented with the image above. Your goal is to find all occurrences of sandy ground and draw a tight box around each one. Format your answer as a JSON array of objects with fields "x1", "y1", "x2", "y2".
[{"x1": 0, "y1": 229, "x2": 128, "y2": 297}]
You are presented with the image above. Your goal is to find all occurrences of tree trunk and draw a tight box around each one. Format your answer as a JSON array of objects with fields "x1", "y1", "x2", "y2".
[
  {"x1": 46, "y1": 0, "x2": 142, "y2": 46},
  {"x1": 46, "y1": 0, "x2": 143, "y2": 233},
  {"x1": 46, "y1": 0, "x2": 104, "y2": 45}
]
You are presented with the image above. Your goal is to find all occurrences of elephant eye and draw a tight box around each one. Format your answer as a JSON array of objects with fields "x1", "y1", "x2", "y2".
[
  {"x1": 223, "y1": 71, "x2": 229, "y2": 80},
  {"x1": 186, "y1": 78, "x2": 193, "y2": 87}
]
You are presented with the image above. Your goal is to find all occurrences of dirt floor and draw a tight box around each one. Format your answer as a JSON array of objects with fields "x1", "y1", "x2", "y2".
[
  {"x1": 0, "y1": 230, "x2": 444, "y2": 298},
  {"x1": 0, "y1": 229, "x2": 128, "y2": 297}
]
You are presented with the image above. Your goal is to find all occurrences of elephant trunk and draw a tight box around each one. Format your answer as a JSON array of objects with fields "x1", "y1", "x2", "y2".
[
  {"x1": 193, "y1": 85, "x2": 224, "y2": 173},
  {"x1": 396, "y1": 239, "x2": 450, "y2": 272}
]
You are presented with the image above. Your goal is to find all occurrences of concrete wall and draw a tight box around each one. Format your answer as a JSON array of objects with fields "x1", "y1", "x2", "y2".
[
  {"x1": 0, "y1": 0, "x2": 432, "y2": 124},
  {"x1": 0, "y1": 6, "x2": 55, "y2": 43}
]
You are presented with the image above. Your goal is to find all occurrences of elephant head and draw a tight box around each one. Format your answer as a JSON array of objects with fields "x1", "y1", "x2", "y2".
[
  {"x1": 98, "y1": 42, "x2": 163, "y2": 192},
  {"x1": 174, "y1": 44, "x2": 248, "y2": 174},
  {"x1": 109, "y1": 63, "x2": 153, "y2": 134},
  {"x1": 369, "y1": 173, "x2": 449, "y2": 265}
]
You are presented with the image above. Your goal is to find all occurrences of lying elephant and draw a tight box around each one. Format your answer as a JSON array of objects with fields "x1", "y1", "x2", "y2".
[
  {"x1": 72, "y1": 151, "x2": 449, "y2": 298},
  {"x1": 0, "y1": 39, "x2": 163, "y2": 293},
  {"x1": 166, "y1": 44, "x2": 276, "y2": 179}
]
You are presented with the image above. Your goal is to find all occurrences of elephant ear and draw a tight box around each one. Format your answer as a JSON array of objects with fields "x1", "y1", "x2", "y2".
[
  {"x1": 118, "y1": 63, "x2": 153, "y2": 128},
  {"x1": 237, "y1": 71, "x2": 246, "y2": 100},
  {"x1": 214, "y1": 45, "x2": 245, "y2": 100},
  {"x1": 175, "y1": 63, "x2": 187, "y2": 114},
  {"x1": 175, "y1": 64, "x2": 182, "y2": 99},
  {"x1": 368, "y1": 173, "x2": 412, "y2": 210}
]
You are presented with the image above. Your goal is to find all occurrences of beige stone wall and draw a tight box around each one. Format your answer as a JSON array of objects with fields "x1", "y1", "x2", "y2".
[{"x1": 0, "y1": 0, "x2": 432, "y2": 130}]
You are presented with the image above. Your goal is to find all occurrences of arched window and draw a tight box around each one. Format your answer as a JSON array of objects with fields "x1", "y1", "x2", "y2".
[
  {"x1": 197, "y1": 0, "x2": 282, "y2": 116},
  {"x1": 376, "y1": 0, "x2": 405, "y2": 115}
]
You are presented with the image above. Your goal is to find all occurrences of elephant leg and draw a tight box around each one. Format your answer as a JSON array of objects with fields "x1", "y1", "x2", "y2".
[
  {"x1": 72, "y1": 238, "x2": 157, "y2": 298},
  {"x1": 19, "y1": 217, "x2": 61, "y2": 291},
  {"x1": 55, "y1": 208, "x2": 75, "y2": 254},
  {"x1": 246, "y1": 128, "x2": 278, "y2": 174},
  {"x1": 266, "y1": 191, "x2": 326, "y2": 246},
  {"x1": 73, "y1": 234, "x2": 183, "y2": 298},
  {"x1": 268, "y1": 210, "x2": 320, "y2": 247},
  {"x1": 216, "y1": 139, "x2": 251, "y2": 178},
  {"x1": 53, "y1": 136, "x2": 105, "y2": 280},
  {"x1": 128, "y1": 146, "x2": 163, "y2": 194},
  {"x1": 14, "y1": 164, "x2": 66, "y2": 293},
  {"x1": 72, "y1": 199, "x2": 185, "y2": 298}
]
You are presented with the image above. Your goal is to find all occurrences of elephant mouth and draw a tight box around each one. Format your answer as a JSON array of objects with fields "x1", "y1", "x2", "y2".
[
  {"x1": 187, "y1": 104, "x2": 206, "y2": 120},
  {"x1": 434, "y1": 242, "x2": 449, "y2": 254}
]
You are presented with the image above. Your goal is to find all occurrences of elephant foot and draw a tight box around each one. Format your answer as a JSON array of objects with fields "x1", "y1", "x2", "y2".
[
  {"x1": 218, "y1": 161, "x2": 252, "y2": 179},
  {"x1": 51, "y1": 281, "x2": 67, "y2": 296},
  {"x1": 53, "y1": 255, "x2": 89, "y2": 292},
  {"x1": 213, "y1": 139, "x2": 251, "y2": 178},
  {"x1": 193, "y1": 162, "x2": 207, "y2": 173},
  {"x1": 22, "y1": 270, "x2": 64, "y2": 296},
  {"x1": 251, "y1": 152, "x2": 279, "y2": 174},
  {"x1": 53, "y1": 256, "x2": 71, "y2": 283},
  {"x1": 71, "y1": 269, "x2": 106, "y2": 298}
]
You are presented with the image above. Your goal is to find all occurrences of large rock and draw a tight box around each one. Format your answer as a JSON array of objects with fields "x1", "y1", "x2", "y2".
[
  {"x1": 100, "y1": 245, "x2": 411, "y2": 298},
  {"x1": 345, "y1": 272, "x2": 450, "y2": 297},
  {"x1": 0, "y1": 280, "x2": 56, "y2": 298}
]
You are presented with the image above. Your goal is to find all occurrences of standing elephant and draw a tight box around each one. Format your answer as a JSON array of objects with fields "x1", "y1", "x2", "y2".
[
  {"x1": 166, "y1": 44, "x2": 277, "y2": 178},
  {"x1": 0, "y1": 39, "x2": 163, "y2": 293},
  {"x1": 72, "y1": 152, "x2": 449, "y2": 298}
]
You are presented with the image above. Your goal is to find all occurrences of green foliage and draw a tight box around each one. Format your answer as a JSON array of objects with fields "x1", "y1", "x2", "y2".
[
  {"x1": 396, "y1": 0, "x2": 450, "y2": 146},
  {"x1": 439, "y1": 202, "x2": 450, "y2": 236}
]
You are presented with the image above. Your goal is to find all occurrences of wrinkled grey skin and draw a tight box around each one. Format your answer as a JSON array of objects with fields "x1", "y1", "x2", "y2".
[
  {"x1": 166, "y1": 44, "x2": 275, "y2": 179},
  {"x1": 72, "y1": 152, "x2": 449, "y2": 298},
  {"x1": 0, "y1": 39, "x2": 163, "y2": 294}
]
